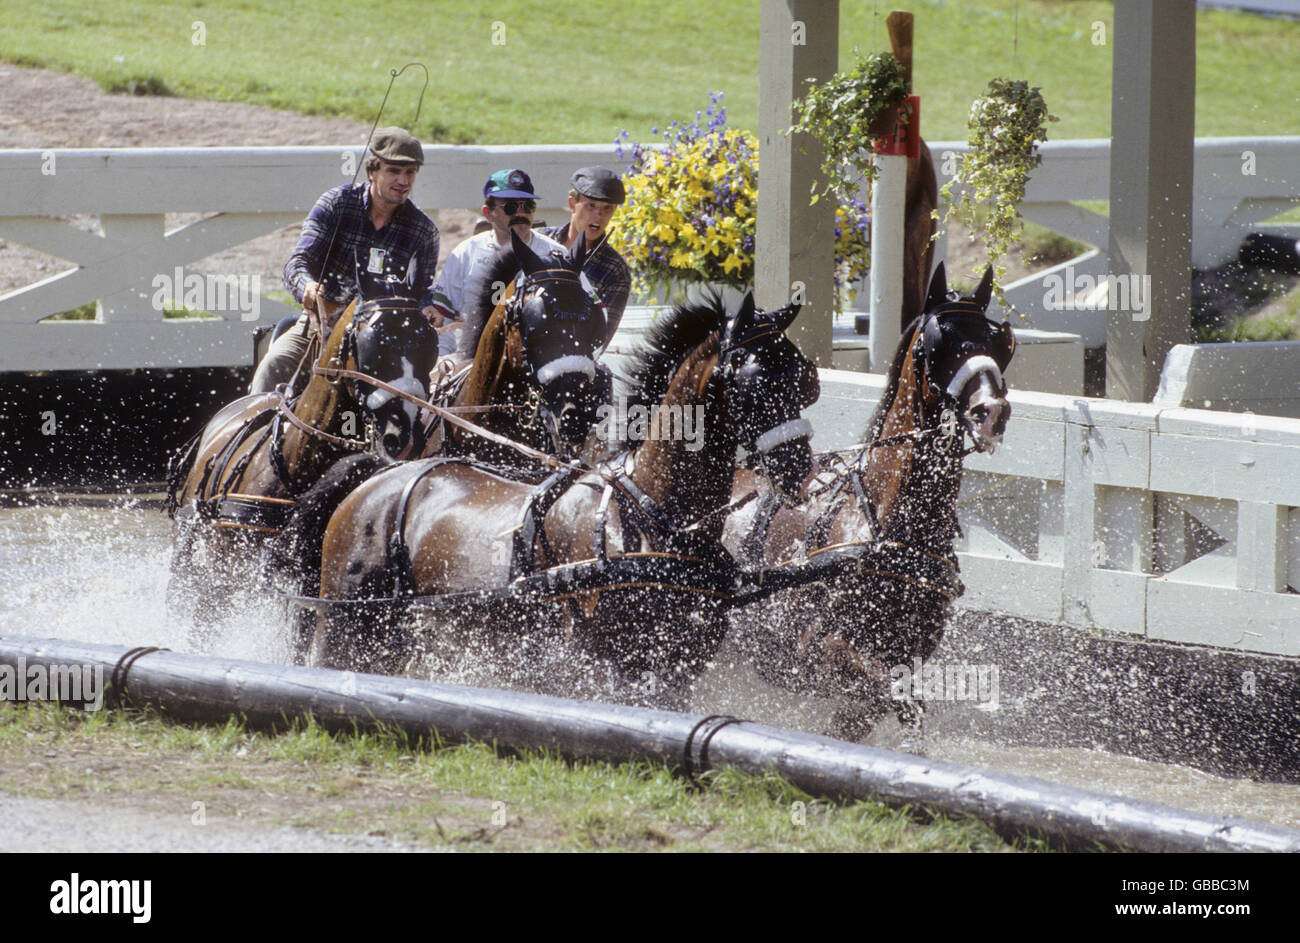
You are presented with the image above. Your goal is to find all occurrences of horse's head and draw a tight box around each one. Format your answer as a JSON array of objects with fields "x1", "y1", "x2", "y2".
[
  {"x1": 717, "y1": 293, "x2": 819, "y2": 495},
  {"x1": 914, "y1": 263, "x2": 1016, "y2": 453},
  {"x1": 505, "y1": 228, "x2": 609, "y2": 453},
  {"x1": 340, "y1": 263, "x2": 438, "y2": 458}
]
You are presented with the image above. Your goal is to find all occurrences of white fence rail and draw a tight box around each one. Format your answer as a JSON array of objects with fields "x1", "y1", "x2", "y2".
[
  {"x1": 809, "y1": 370, "x2": 1300, "y2": 657},
  {"x1": 1, "y1": 138, "x2": 1297, "y2": 370},
  {"x1": 0, "y1": 145, "x2": 629, "y2": 371},
  {"x1": 931, "y1": 136, "x2": 1300, "y2": 346}
]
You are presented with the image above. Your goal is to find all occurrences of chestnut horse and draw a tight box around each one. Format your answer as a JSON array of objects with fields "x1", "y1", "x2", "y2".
[
  {"x1": 309, "y1": 292, "x2": 819, "y2": 695},
  {"x1": 723, "y1": 263, "x2": 1015, "y2": 739}
]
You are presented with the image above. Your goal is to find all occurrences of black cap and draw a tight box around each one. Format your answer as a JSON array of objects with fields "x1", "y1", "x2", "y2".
[{"x1": 571, "y1": 166, "x2": 626, "y2": 205}]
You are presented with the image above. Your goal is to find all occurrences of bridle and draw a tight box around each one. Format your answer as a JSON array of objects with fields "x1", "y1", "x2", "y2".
[
  {"x1": 717, "y1": 319, "x2": 816, "y2": 477},
  {"x1": 868, "y1": 301, "x2": 1012, "y2": 460},
  {"x1": 497, "y1": 266, "x2": 605, "y2": 452}
]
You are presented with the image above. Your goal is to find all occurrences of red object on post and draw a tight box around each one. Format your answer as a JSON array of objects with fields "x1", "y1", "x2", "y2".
[{"x1": 874, "y1": 94, "x2": 921, "y2": 159}]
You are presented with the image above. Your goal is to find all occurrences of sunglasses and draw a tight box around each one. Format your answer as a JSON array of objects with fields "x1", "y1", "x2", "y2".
[{"x1": 490, "y1": 198, "x2": 536, "y2": 215}]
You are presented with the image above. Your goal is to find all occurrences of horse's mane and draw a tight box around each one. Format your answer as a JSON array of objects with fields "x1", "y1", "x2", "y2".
[
  {"x1": 618, "y1": 292, "x2": 726, "y2": 413},
  {"x1": 864, "y1": 314, "x2": 922, "y2": 445},
  {"x1": 458, "y1": 242, "x2": 525, "y2": 358}
]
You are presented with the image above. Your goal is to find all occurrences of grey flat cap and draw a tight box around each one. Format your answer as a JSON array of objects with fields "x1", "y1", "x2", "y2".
[
  {"x1": 369, "y1": 127, "x2": 425, "y2": 165},
  {"x1": 572, "y1": 166, "x2": 626, "y2": 204}
]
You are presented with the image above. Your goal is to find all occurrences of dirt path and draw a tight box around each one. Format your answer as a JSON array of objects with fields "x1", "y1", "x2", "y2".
[{"x1": 0, "y1": 64, "x2": 477, "y2": 298}]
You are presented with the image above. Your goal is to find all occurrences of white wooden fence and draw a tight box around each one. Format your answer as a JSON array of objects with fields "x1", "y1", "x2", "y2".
[
  {"x1": 932, "y1": 136, "x2": 1300, "y2": 346},
  {"x1": 1, "y1": 138, "x2": 1297, "y2": 370},
  {"x1": 0, "y1": 144, "x2": 628, "y2": 371},
  {"x1": 809, "y1": 370, "x2": 1300, "y2": 657}
]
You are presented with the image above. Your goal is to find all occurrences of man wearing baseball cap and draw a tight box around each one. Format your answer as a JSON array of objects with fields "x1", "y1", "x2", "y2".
[
  {"x1": 251, "y1": 126, "x2": 441, "y2": 393},
  {"x1": 429, "y1": 168, "x2": 567, "y2": 357},
  {"x1": 540, "y1": 166, "x2": 632, "y2": 346}
]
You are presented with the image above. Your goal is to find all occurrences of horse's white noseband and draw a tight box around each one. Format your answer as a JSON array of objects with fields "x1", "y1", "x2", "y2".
[
  {"x1": 364, "y1": 370, "x2": 425, "y2": 412},
  {"x1": 537, "y1": 355, "x2": 596, "y2": 386},
  {"x1": 945, "y1": 355, "x2": 1003, "y2": 399},
  {"x1": 755, "y1": 418, "x2": 813, "y2": 454}
]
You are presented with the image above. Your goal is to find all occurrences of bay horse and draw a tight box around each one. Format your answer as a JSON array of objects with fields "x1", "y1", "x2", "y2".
[
  {"x1": 420, "y1": 228, "x2": 608, "y2": 465},
  {"x1": 166, "y1": 266, "x2": 438, "y2": 634},
  {"x1": 260, "y1": 231, "x2": 608, "y2": 660},
  {"x1": 308, "y1": 292, "x2": 819, "y2": 696},
  {"x1": 723, "y1": 263, "x2": 1015, "y2": 740}
]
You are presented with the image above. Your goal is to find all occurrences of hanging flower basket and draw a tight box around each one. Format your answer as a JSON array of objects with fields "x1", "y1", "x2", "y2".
[
  {"x1": 610, "y1": 93, "x2": 872, "y2": 312},
  {"x1": 867, "y1": 104, "x2": 900, "y2": 143},
  {"x1": 937, "y1": 77, "x2": 1059, "y2": 306},
  {"x1": 790, "y1": 51, "x2": 912, "y2": 197}
]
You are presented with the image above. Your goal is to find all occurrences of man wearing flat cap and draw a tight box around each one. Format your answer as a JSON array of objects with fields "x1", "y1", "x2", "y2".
[
  {"x1": 430, "y1": 168, "x2": 566, "y2": 358},
  {"x1": 251, "y1": 126, "x2": 442, "y2": 393},
  {"x1": 540, "y1": 166, "x2": 632, "y2": 346}
]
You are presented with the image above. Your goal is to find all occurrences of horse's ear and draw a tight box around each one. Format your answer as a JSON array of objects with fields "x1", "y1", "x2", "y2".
[
  {"x1": 973, "y1": 265, "x2": 995, "y2": 312},
  {"x1": 511, "y1": 227, "x2": 546, "y2": 276},
  {"x1": 996, "y1": 320, "x2": 1017, "y2": 370},
  {"x1": 568, "y1": 230, "x2": 588, "y2": 271},
  {"x1": 924, "y1": 261, "x2": 948, "y2": 313},
  {"x1": 770, "y1": 300, "x2": 801, "y2": 332},
  {"x1": 735, "y1": 291, "x2": 757, "y2": 330},
  {"x1": 722, "y1": 291, "x2": 757, "y2": 347}
]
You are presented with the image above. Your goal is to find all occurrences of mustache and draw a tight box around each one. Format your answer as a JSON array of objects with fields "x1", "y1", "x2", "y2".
[{"x1": 510, "y1": 215, "x2": 531, "y2": 226}]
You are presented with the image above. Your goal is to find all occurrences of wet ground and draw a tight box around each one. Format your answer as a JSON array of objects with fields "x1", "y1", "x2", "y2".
[{"x1": 2, "y1": 500, "x2": 1298, "y2": 832}]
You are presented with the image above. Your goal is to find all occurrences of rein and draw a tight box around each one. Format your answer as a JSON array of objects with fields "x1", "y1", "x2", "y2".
[
  {"x1": 314, "y1": 364, "x2": 588, "y2": 474},
  {"x1": 270, "y1": 388, "x2": 369, "y2": 452}
]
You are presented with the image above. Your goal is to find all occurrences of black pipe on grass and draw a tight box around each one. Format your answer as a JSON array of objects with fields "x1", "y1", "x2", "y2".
[{"x1": 2, "y1": 634, "x2": 1296, "y2": 853}]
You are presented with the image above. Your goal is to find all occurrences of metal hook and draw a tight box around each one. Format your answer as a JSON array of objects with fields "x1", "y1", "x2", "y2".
[
  {"x1": 359, "y1": 61, "x2": 432, "y2": 179},
  {"x1": 389, "y1": 62, "x2": 431, "y2": 130}
]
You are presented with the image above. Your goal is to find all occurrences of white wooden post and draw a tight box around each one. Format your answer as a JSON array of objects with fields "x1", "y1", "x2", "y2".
[
  {"x1": 868, "y1": 153, "x2": 907, "y2": 373},
  {"x1": 1237, "y1": 501, "x2": 1287, "y2": 592}
]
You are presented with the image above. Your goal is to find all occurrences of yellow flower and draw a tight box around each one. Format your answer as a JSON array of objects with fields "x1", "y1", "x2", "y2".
[{"x1": 650, "y1": 222, "x2": 677, "y2": 244}]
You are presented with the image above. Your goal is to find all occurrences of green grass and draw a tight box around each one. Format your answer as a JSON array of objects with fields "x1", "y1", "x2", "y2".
[
  {"x1": 1, "y1": 1, "x2": 1297, "y2": 145},
  {"x1": 0, "y1": 701, "x2": 1039, "y2": 852},
  {"x1": 40, "y1": 302, "x2": 224, "y2": 321}
]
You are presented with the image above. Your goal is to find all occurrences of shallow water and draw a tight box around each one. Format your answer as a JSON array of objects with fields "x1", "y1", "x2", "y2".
[{"x1": 3, "y1": 501, "x2": 1298, "y2": 831}]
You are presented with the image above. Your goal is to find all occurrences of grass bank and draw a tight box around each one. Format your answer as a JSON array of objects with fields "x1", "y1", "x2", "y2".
[
  {"x1": 2, "y1": 1, "x2": 1297, "y2": 144},
  {"x1": 0, "y1": 701, "x2": 1041, "y2": 852}
]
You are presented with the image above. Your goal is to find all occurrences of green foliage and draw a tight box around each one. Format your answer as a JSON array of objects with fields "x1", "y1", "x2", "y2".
[
  {"x1": 1021, "y1": 224, "x2": 1088, "y2": 267},
  {"x1": 939, "y1": 78, "x2": 1059, "y2": 302},
  {"x1": 790, "y1": 50, "x2": 911, "y2": 197},
  {"x1": 42, "y1": 303, "x2": 97, "y2": 322},
  {"x1": 1197, "y1": 314, "x2": 1299, "y2": 344}
]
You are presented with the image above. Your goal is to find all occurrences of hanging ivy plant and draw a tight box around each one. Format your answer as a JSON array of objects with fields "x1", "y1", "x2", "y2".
[
  {"x1": 938, "y1": 78, "x2": 1059, "y2": 303},
  {"x1": 790, "y1": 51, "x2": 911, "y2": 202}
]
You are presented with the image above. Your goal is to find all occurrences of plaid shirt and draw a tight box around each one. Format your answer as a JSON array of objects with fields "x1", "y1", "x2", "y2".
[
  {"x1": 284, "y1": 182, "x2": 440, "y2": 311},
  {"x1": 541, "y1": 224, "x2": 632, "y2": 342}
]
